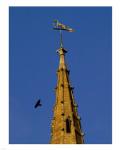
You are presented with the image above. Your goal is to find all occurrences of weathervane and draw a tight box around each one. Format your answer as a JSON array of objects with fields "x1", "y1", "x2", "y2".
[{"x1": 53, "y1": 20, "x2": 75, "y2": 48}]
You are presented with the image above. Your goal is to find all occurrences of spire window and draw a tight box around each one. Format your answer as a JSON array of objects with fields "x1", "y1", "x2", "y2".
[{"x1": 66, "y1": 117, "x2": 71, "y2": 133}]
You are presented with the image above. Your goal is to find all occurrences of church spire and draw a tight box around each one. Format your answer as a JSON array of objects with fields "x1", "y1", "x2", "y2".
[{"x1": 50, "y1": 20, "x2": 84, "y2": 144}]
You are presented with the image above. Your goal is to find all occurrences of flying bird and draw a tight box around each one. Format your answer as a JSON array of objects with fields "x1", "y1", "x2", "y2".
[{"x1": 34, "y1": 99, "x2": 42, "y2": 108}]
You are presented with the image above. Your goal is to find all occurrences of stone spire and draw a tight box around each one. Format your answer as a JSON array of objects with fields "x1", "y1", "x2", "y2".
[
  {"x1": 50, "y1": 46, "x2": 84, "y2": 144},
  {"x1": 57, "y1": 47, "x2": 67, "y2": 69}
]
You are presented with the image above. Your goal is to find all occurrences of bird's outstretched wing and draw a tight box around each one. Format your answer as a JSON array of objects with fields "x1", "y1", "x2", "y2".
[{"x1": 34, "y1": 99, "x2": 42, "y2": 108}]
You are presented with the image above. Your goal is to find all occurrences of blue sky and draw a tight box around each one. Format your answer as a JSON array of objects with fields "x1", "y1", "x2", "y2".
[{"x1": 9, "y1": 7, "x2": 112, "y2": 144}]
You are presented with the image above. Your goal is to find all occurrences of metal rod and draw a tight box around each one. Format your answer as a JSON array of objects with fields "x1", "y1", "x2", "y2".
[{"x1": 60, "y1": 30, "x2": 63, "y2": 48}]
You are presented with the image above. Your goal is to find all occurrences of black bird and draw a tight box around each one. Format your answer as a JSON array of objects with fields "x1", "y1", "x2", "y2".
[{"x1": 34, "y1": 99, "x2": 42, "y2": 108}]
